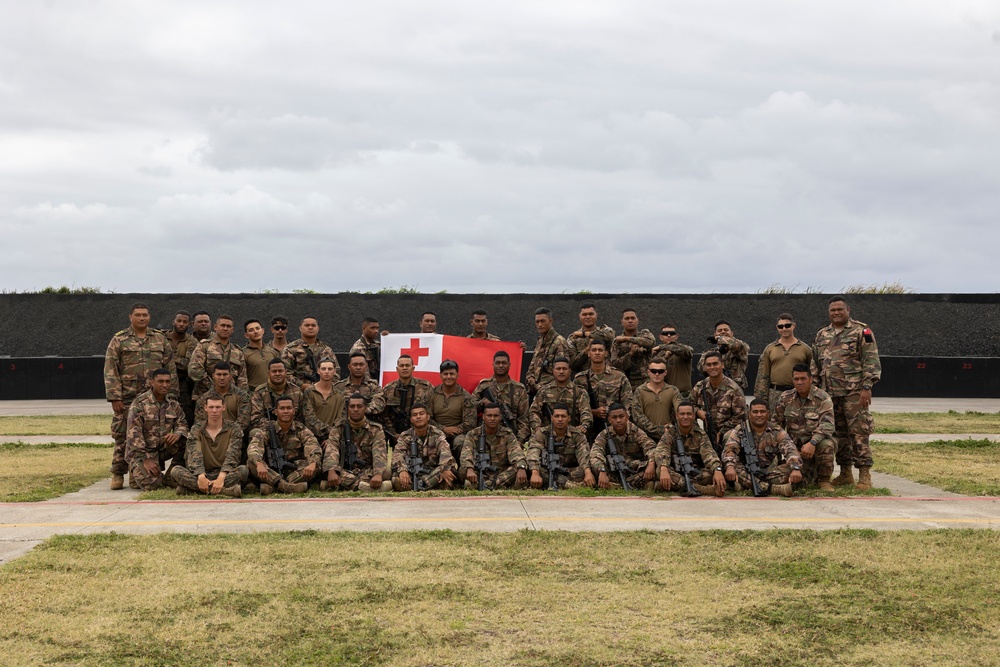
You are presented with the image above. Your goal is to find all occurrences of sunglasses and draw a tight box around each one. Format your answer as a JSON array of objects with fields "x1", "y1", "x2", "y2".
[
  {"x1": 776, "y1": 323, "x2": 794, "y2": 329},
  {"x1": 660, "y1": 331, "x2": 676, "y2": 336},
  {"x1": 648, "y1": 368, "x2": 667, "y2": 374},
  {"x1": 272, "y1": 325, "x2": 287, "y2": 331}
]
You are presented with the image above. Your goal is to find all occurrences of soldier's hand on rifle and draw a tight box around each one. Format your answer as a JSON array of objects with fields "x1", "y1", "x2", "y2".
[
  {"x1": 441, "y1": 469, "x2": 456, "y2": 486},
  {"x1": 697, "y1": 409, "x2": 707, "y2": 422},
  {"x1": 789, "y1": 469, "x2": 803, "y2": 485},
  {"x1": 644, "y1": 460, "x2": 656, "y2": 481},
  {"x1": 256, "y1": 461, "x2": 269, "y2": 480},
  {"x1": 800, "y1": 442, "x2": 816, "y2": 460},
  {"x1": 593, "y1": 405, "x2": 608, "y2": 419},
  {"x1": 712, "y1": 469, "x2": 726, "y2": 494},
  {"x1": 301, "y1": 462, "x2": 317, "y2": 481},
  {"x1": 327, "y1": 469, "x2": 340, "y2": 487},
  {"x1": 583, "y1": 468, "x2": 596, "y2": 488},
  {"x1": 724, "y1": 464, "x2": 737, "y2": 483},
  {"x1": 143, "y1": 458, "x2": 160, "y2": 478},
  {"x1": 530, "y1": 470, "x2": 543, "y2": 489},
  {"x1": 658, "y1": 466, "x2": 672, "y2": 491},
  {"x1": 112, "y1": 400, "x2": 124, "y2": 415},
  {"x1": 397, "y1": 470, "x2": 412, "y2": 490},
  {"x1": 466, "y1": 469, "x2": 478, "y2": 485},
  {"x1": 597, "y1": 471, "x2": 611, "y2": 489},
  {"x1": 516, "y1": 468, "x2": 527, "y2": 485},
  {"x1": 197, "y1": 473, "x2": 211, "y2": 493}
]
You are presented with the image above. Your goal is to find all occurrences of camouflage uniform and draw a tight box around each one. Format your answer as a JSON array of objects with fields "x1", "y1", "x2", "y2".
[
  {"x1": 526, "y1": 425, "x2": 590, "y2": 488},
  {"x1": 170, "y1": 419, "x2": 248, "y2": 493},
  {"x1": 753, "y1": 339, "x2": 815, "y2": 409},
  {"x1": 653, "y1": 424, "x2": 721, "y2": 490},
  {"x1": 246, "y1": 420, "x2": 322, "y2": 485},
  {"x1": 567, "y1": 325, "x2": 616, "y2": 374},
  {"x1": 332, "y1": 377, "x2": 387, "y2": 418},
  {"x1": 721, "y1": 422, "x2": 804, "y2": 491},
  {"x1": 382, "y1": 378, "x2": 434, "y2": 443},
  {"x1": 243, "y1": 343, "x2": 280, "y2": 390},
  {"x1": 472, "y1": 378, "x2": 531, "y2": 442},
  {"x1": 322, "y1": 419, "x2": 390, "y2": 490},
  {"x1": 428, "y1": 384, "x2": 477, "y2": 452},
  {"x1": 528, "y1": 381, "x2": 592, "y2": 435},
  {"x1": 610, "y1": 329, "x2": 656, "y2": 388},
  {"x1": 651, "y1": 341, "x2": 694, "y2": 394},
  {"x1": 574, "y1": 367, "x2": 632, "y2": 441},
  {"x1": 349, "y1": 336, "x2": 381, "y2": 378},
  {"x1": 194, "y1": 385, "x2": 251, "y2": 432},
  {"x1": 772, "y1": 386, "x2": 837, "y2": 485},
  {"x1": 589, "y1": 422, "x2": 657, "y2": 489},
  {"x1": 691, "y1": 376, "x2": 747, "y2": 449},
  {"x1": 526, "y1": 329, "x2": 570, "y2": 393},
  {"x1": 698, "y1": 336, "x2": 751, "y2": 389},
  {"x1": 124, "y1": 390, "x2": 189, "y2": 490},
  {"x1": 281, "y1": 338, "x2": 339, "y2": 387},
  {"x1": 169, "y1": 332, "x2": 198, "y2": 424},
  {"x1": 187, "y1": 336, "x2": 248, "y2": 401},
  {"x1": 249, "y1": 382, "x2": 322, "y2": 437},
  {"x1": 457, "y1": 425, "x2": 527, "y2": 489},
  {"x1": 104, "y1": 326, "x2": 178, "y2": 475},
  {"x1": 304, "y1": 386, "x2": 346, "y2": 442},
  {"x1": 391, "y1": 425, "x2": 457, "y2": 490},
  {"x1": 467, "y1": 332, "x2": 501, "y2": 341},
  {"x1": 628, "y1": 383, "x2": 681, "y2": 442},
  {"x1": 814, "y1": 319, "x2": 881, "y2": 469}
]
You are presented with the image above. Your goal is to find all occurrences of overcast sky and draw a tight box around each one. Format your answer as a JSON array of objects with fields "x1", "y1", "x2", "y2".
[{"x1": 1, "y1": 2, "x2": 998, "y2": 294}]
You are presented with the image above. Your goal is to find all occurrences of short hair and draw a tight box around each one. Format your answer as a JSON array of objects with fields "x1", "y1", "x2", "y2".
[
  {"x1": 676, "y1": 401, "x2": 695, "y2": 412},
  {"x1": 714, "y1": 320, "x2": 731, "y2": 329},
  {"x1": 622, "y1": 308, "x2": 637, "y2": 316},
  {"x1": 421, "y1": 311, "x2": 436, "y2": 319},
  {"x1": 271, "y1": 315, "x2": 288, "y2": 326},
  {"x1": 174, "y1": 310, "x2": 190, "y2": 319},
  {"x1": 150, "y1": 368, "x2": 171, "y2": 379},
  {"x1": 535, "y1": 307, "x2": 552, "y2": 317},
  {"x1": 580, "y1": 302, "x2": 596, "y2": 311},
  {"x1": 551, "y1": 402, "x2": 570, "y2": 414},
  {"x1": 702, "y1": 351, "x2": 723, "y2": 363},
  {"x1": 589, "y1": 338, "x2": 607, "y2": 350},
  {"x1": 552, "y1": 356, "x2": 570, "y2": 366},
  {"x1": 483, "y1": 402, "x2": 501, "y2": 412},
  {"x1": 647, "y1": 359, "x2": 667, "y2": 368},
  {"x1": 268, "y1": 358, "x2": 287, "y2": 369},
  {"x1": 193, "y1": 310, "x2": 211, "y2": 320},
  {"x1": 349, "y1": 351, "x2": 368, "y2": 360},
  {"x1": 301, "y1": 315, "x2": 318, "y2": 324},
  {"x1": 398, "y1": 354, "x2": 413, "y2": 363},
  {"x1": 348, "y1": 393, "x2": 367, "y2": 404},
  {"x1": 213, "y1": 361, "x2": 231, "y2": 373},
  {"x1": 792, "y1": 363, "x2": 811, "y2": 374},
  {"x1": 493, "y1": 350, "x2": 510, "y2": 361},
  {"x1": 440, "y1": 359, "x2": 459, "y2": 372},
  {"x1": 204, "y1": 396, "x2": 224, "y2": 405},
  {"x1": 273, "y1": 395, "x2": 294, "y2": 407},
  {"x1": 244, "y1": 318, "x2": 262, "y2": 331},
  {"x1": 472, "y1": 309, "x2": 487, "y2": 317},
  {"x1": 829, "y1": 295, "x2": 848, "y2": 305},
  {"x1": 318, "y1": 357, "x2": 337, "y2": 368},
  {"x1": 129, "y1": 303, "x2": 149, "y2": 314},
  {"x1": 216, "y1": 314, "x2": 234, "y2": 324},
  {"x1": 749, "y1": 398, "x2": 769, "y2": 410},
  {"x1": 777, "y1": 312, "x2": 795, "y2": 323},
  {"x1": 362, "y1": 316, "x2": 379, "y2": 325},
  {"x1": 607, "y1": 402, "x2": 627, "y2": 414},
  {"x1": 410, "y1": 401, "x2": 429, "y2": 415},
  {"x1": 661, "y1": 323, "x2": 677, "y2": 331}
]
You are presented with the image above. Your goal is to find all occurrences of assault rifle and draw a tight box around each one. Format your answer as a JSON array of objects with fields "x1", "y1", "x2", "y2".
[
  {"x1": 304, "y1": 345, "x2": 320, "y2": 383},
  {"x1": 701, "y1": 385, "x2": 721, "y2": 455},
  {"x1": 390, "y1": 385, "x2": 413, "y2": 441},
  {"x1": 340, "y1": 421, "x2": 357, "y2": 470},
  {"x1": 406, "y1": 429, "x2": 427, "y2": 491},
  {"x1": 480, "y1": 386, "x2": 515, "y2": 432},
  {"x1": 605, "y1": 433, "x2": 631, "y2": 490},
  {"x1": 545, "y1": 424, "x2": 569, "y2": 491},
  {"x1": 264, "y1": 410, "x2": 295, "y2": 476},
  {"x1": 739, "y1": 419, "x2": 768, "y2": 497},
  {"x1": 585, "y1": 371, "x2": 605, "y2": 433},
  {"x1": 673, "y1": 434, "x2": 701, "y2": 497},
  {"x1": 475, "y1": 429, "x2": 497, "y2": 491}
]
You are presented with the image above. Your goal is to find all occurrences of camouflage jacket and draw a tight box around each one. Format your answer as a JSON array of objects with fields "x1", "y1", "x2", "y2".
[
  {"x1": 193, "y1": 385, "x2": 252, "y2": 433},
  {"x1": 567, "y1": 324, "x2": 616, "y2": 373},
  {"x1": 249, "y1": 382, "x2": 322, "y2": 436},
  {"x1": 813, "y1": 319, "x2": 881, "y2": 396},
  {"x1": 526, "y1": 329, "x2": 570, "y2": 392},
  {"x1": 590, "y1": 422, "x2": 656, "y2": 472},
  {"x1": 184, "y1": 419, "x2": 243, "y2": 476},
  {"x1": 575, "y1": 367, "x2": 633, "y2": 427},
  {"x1": 651, "y1": 341, "x2": 694, "y2": 392},
  {"x1": 610, "y1": 329, "x2": 656, "y2": 386},
  {"x1": 247, "y1": 420, "x2": 322, "y2": 467},
  {"x1": 772, "y1": 386, "x2": 836, "y2": 447},
  {"x1": 628, "y1": 383, "x2": 681, "y2": 441},
  {"x1": 124, "y1": 390, "x2": 189, "y2": 463},
  {"x1": 104, "y1": 326, "x2": 178, "y2": 403},
  {"x1": 382, "y1": 378, "x2": 435, "y2": 440},
  {"x1": 722, "y1": 422, "x2": 802, "y2": 470},
  {"x1": 333, "y1": 376, "x2": 387, "y2": 417},
  {"x1": 654, "y1": 424, "x2": 720, "y2": 472},
  {"x1": 691, "y1": 376, "x2": 747, "y2": 436},
  {"x1": 322, "y1": 419, "x2": 388, "y2": 474},
  {"x1": 753, "y1": 339, "x2": 815, "y2": 400},
  {"x1": 187, "y1": 336, "x2": 248, "y2": 400},
  {"x1": 472, "y1": 378, "x2": 531, "y2": 441},
  {"x1": 458, "y1": 425, "x2": 526, "y2": 472},
  {"x1": 242, "y1": 343, "x2": 280, "y2": 390},
  {"x1": 349, "y1": 336, "x2": 381, "y2": 379},
  {"x1": 391, "y1": 425, "x2": 456, "y2": 476},
  {"x1": 698, "y1": 336, "x2": 751, "y2": 389},
  {"x1": 428, "y1": 384, "x2": 477, "y2": 435},
  {"x1": 528, "y1": 381, "x2": 592, "y2": 434},
  {"x1": 526, "y1": 425, "x2": 590, "y2": 472},
  {"x1": 168, "y1": 332, "x2": 198, "y2": 378},
  {"x1": 467, "y1": 332, "x2": 501, "y2": 341},
  {"x1": 281, "y1": 338, "x2": 339, "y2": 386}
]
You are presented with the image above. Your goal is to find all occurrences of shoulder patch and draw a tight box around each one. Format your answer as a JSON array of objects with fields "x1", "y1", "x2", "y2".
[{"x1": 863, "y1": 328, "x2": 874, "y2": 343}]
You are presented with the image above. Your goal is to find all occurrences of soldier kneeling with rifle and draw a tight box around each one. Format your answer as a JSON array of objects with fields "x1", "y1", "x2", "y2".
[
  {"x1": 390, "y1": 403, "x2": 457, "y2": 492},
  {"x1": 653, "y1": 401, "x2": 727, "y2": 497},
  {"x1": 246, "y1": 395, "x2": 321, "y2": 494},
  {"x1": 526, "y1": 404, "x2": 595, "y2": 490},
  {"x1": 458, "y1": 403, "x2": 528, "y2": 491},
  {"x1": 721, "y1": 399, "x2": 804, "y2": 497},
  {"x1": 320, "y1": 393, "x2": 392, "y2": 492},
  {"x1": 590, "y1": 403, "x2": 657, "y2": 491}
]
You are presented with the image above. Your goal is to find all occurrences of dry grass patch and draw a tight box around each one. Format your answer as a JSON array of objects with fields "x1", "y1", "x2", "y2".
[
  {"x1": 0, "y1": 530, "x2": 997, "y2": 666},
  {"x1": 876, "y1": 439, "x2": 1000, "y2": 496},
  {"x1": 873, "y1": 411, "x2": 1000, "y2": 434},
  {"x1": 0, "y1": 442, "x2": 111, "y2": 502},
  {"x1": 0, "y1": 415, "x2": 108, "y2": 436}
]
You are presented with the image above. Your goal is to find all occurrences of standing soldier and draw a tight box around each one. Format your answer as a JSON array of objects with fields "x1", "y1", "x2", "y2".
[
  {"x1": 349, "y1": 317, "x2": 382, "y2": 378},
  {"x1": 773, "y1": 365, "x2": 836, "y2": 491},
  {"x1": 166, "y1": 310, "x2": 197, "y2": 425},
  {"x1": 333, "y1": 352, "x2": 386, "y2": 418},
  {"x1": 590, "y1": 404, "x2": 658, "y2": 491},
  {"x1": 282, "y1": 316, "x2": 339, "y2": 390},
  {"x1": 754, "y1": 313, "x2": 814, "y2": 410},
  {"x1": 567, "y1": 303, "x2": 616, "y2": 374},
  {"x1": 382, "y1": 355, "x2": 434, "y2": 444},
  {"x1": 428, "y1": 360, "x2": 477, "y2": 458},
  {"x1": 691, "y1": 351, "x2": 746, "y2": 451},
  {"x1": 321, "y1": 394, "x2": 391, "y2": 492},
  {"x1": 187, "y1": 314, "x2": 248, "y2": 401},
  {"x1": 653, "y1": 402, "x2": 726, "y2": 497},
  {"x1": 246, "y1": 395, "x2": 321, "y2": 494},
  {"x1": 651, "y1": 324, "x2": 694, "y2": 398},
  {"x1": 458, "y1": 403, "x2": 528, "y2": 489},
  {"x1": 192, "y1": 362, "x2": 251, "y2": 433},
  {"x1": 813, "y1": 296, "x2": 881, "y2": 490},
  {"x1": 242, "y1": 318, "x2": 279, "y2": 390},
  {"x1": 610, "y1": 308, "x2": 655, "y2": 389},
  {"x1": 171, "y1": 396, "x2": 247, "y2": 498},
  {"x1": 698, "y1": 320, "x2": 751, "y2": 390},
  {"x1": 124, "y1": 368, "x2": 188, "y2": 491},
  {"x1": 191, "y1": 311, "x2": 212, "y2": 343},
  {"x1": 629, "y1": 359, "x2": 681, "y2": 443},
  {"x1": 269, "y1": 316, "x2": 290, "y2": 354},
  {"x1": 575, "y1": 339, "x2": 632, "y2": 443},
  {"x1": 525, "y1": 308, "x2": 570, "y2": 394},
  {"x1": 467, "y1": 309, "x2": 501, "y2": 340},
  {"x1": 473, "y1": 351, "x2": 531, "y2": 442},
  {"x1": 104, "y1": 303, "x2": 177, "y2": 490},
  {"x1": 529, "y1": 356, "x2": 592, "y2": 435},
  {"x1": 391, "y1": 404, "x2": 457, "y2": 491},
  {"x1": 721, "y1": 399, "x2": 803, "y2": 497},
  {"x1": 526, "y1": 404, "x2": 595, "y2": 490}
]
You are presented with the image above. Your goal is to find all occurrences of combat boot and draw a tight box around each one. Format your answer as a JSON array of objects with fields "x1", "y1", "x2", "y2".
[
  {"x1": 855, "y1": 467, "x2": 873, "y2": 491},
  {"x1": 278, "y1": 480, "x2": 308, "y2": 494},
  {"x1": 816, "y1": 477, "x2": 835, "y2": 492},
  {"x1": 832, "y1": 466, "x2": 855, "y2": 487},
  {"x1": 693, "y1": 483, "x2": 724, "y2": 497},
  {"x1": 378, "y1": 481, "x2": 393, "y2": 492},
  {"x1": 175, "y1": 486, "x2": 194, "y2": 496},
  {"x1": 129, "y1": 476, "x2": 139, "y2": 489},
  {"x1": 770, "y1": 483, "x2": 794, "y2": 497},
  {"x1": 110, "y1": 474, "x2": 124, "y2": 490},
  {"x1": 319, "y1": 480, "x2": 330, "y2": 491},
  {"x1": 259, "y1": 484, "x2": 274, "y2": 496},
  {"x1": 220, "y1": 485, "x2": 242, "y2": 498}
]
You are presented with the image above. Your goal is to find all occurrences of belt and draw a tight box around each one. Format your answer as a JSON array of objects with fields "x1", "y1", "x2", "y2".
[{"x1": 770, "y1": 384, "x2": 793, "y2": 391}]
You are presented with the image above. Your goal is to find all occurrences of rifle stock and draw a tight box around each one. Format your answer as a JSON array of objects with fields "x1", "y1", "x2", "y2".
[{"x1": 739, "y1": 420, "x2": 769, "y2": 497}]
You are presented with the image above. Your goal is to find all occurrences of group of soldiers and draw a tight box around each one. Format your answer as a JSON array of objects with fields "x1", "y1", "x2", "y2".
[{"x1": 104, "y1": 297, "x2": 881, "y2": 497}]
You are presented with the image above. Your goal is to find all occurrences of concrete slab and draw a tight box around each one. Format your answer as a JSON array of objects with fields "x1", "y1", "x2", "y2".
[
  {"x1": 0, "y1": 400, "x2": 111, "y2": 416},
  {"x1": 0, "y1": 540, "x2": 43, "y2": 566}
]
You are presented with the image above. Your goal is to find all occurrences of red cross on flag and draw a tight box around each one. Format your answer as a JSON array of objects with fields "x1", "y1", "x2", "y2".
[{"x1": 379, "y1": 334, "x2": 524, "y2": 393}]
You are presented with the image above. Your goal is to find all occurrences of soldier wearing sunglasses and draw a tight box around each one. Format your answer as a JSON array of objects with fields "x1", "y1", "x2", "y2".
[
  {"x1": 754, "y1": 313, "x2": 815, "y2": 410},
  {"x1": 651, "y1": 325, "x2": 694, "y2": 398}
]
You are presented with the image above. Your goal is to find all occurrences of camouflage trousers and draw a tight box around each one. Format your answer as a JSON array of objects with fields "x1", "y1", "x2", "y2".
[
  {"x1": 766, "y1": 388, "x2": 791, "y2": 412},
  {"x1": 127, "y1": 445, "x2": 184, "y2": 491},
  {"x1": 533, "y1": 464, "x2": 587, "y2": 489},
  {"x1": 331, "y1": 466, "x2": 392, "y2": 491},
  {"x1": 170, "y1": 465, "x2": 248, "y2": 493},
  {"x1": 600, "y1": 467, "x2": 651, "y2": 491},
  {"x1": 727, "y1": 462, "x2": 802, "y2": 491},
  {"x1": 109, "y1": 400, "x2": 134, "y2": 475},
  {"x1": 250, "y1": 459, "x2": 317, "y2": 486},
  {"x1": 461, "y1": 464, "x2": 526, "y2": 490},
  {"x1": 831, "y1": 394, "x2": 874, "y2": 468},
  {"x1": 392, "y1": 465, "x2": 456, "y2": 491},
  {"x1": 797, "y1": 437, "x2": 836, "y2": 484},
  {"x1": 662, "y1": 465, "x2": 715, "y2": 492}
]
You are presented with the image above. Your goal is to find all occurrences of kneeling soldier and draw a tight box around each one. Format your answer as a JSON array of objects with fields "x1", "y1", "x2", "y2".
[
  {"x1": 321, "y1": 394, "x2": 391, "y2": 492},
  {"x1": 172, "y1": 396, "x2": 247, "y2": 497},
  {"x1": 590, "y1": 403, "x2": 657, "y2": 491},
  {"x1": 125, "y1": 368, "x2": 188, "y2": 491},
  {"x1": 653, "y1": 401, "x2": 726, "y2": 497},
  {"x1": 391, "y1": 404, "x2": 457, "y2": 491},
  {"x1": 246, "y1": 395, "x2": 321, "y2": 494},
  {"x1": 772, "y1": 364, "x2": 837, "y2": 491},
  {"x1": 458, "y1": 403, "x2": 528, "y2": 490},
  {"x1": 527, "y1": 404, "x2": 595, "y2": 489},
  {"x1": 722, "y1": 399, "x2": 803, "y2": 497}
]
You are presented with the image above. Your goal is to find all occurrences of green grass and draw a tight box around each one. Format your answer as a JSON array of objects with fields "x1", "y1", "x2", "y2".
[
  {"x1": 873, "y1": 411, "x2": 1000, "y2": 434},
  {"x1": 0, "y1": 442, "x2": 112, "y2": 502},
  {"x1": 876, "y1": 439, "x2": 1000, "y2": 496}
]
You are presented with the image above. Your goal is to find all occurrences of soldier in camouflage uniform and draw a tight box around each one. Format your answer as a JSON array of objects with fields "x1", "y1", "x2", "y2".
[
  {"x1": 529, "y1": 357, "x2": 592, "y2": 435},
  {"x1": 697, "y1": 320, "x2": 751, "y2": 390},
  {"x1": 653, "y1": 402, "x2": 726, "y2": 496},
  {"x1": 428, "y1": 360, "x2": 477, "y2": 458},
  {"x1": 382, "y1": 355, "x2": 435, "y2": 444},
  {"x1": 610, "y1": 308, "x2": 655, "y2": 389},
  {"x1": 590, "y1": 404, "x2": 658, "y2": 490},
  {"x1": 192, "y1": 362, "x2": 251, "y2": 433},
  {"x1": 651, "y1": 324, "x2": 694, "y2": 396},
  {"x1": 813, "y1": 296, "x2": 881, "y2": 490},
  {"x1": 124, "y1": 369, "x2": 188, "y2": 491},
  {"x1": 468, "y1": 309, "x2": 501, "y2": 341},
  {"x1": 321, "y1": 394, "x2": 391, "y2": 492},
  {"x1": 473, "y1": 351, "x2": 531, "y2": 442},
  {"x1": 269, "y1": 316, "x2": 289, "y2": 354},
  {"x1": 575, "y1": 339, "x2": 632, "y2": 442},
  {"x1": 167, "y1": 310, "x2": 198, "y2": 425},
  {"x1": 281, "y1": 316, "x2": 339, "y2": 390},
  {"x1": 187, "y1": 315, "x2": 249, "y2": 401},
  {"x1": 333, "y1": 352, "x2": 387, "y2": 418},
  {"x1": 691, "y1": 351, "x2": 746, "y2": 451},
  {"x1": 458, "y1": 404, "x2": 528, "y2": 489},
  {"x1": 567, "y1": 303, "x2": 616, "y2": 374},
  {"x1": 391, "y1": 404, "x2": 458, "y2": 491},
  {"x1": 527, "y1": 404, "x2": 595, "y2": 489},
  {"x1": 525, "y1": 307, "x2": 570, "y2": 394},
  {"x1": 349, "y1": 317, "x2": 382, "y2": 378},
  {"x1": 629, "y1": 359, "x2": 681, "y2": 442},
  {"x1": 171, "y1": 396, "x2": 247, "y2": 497},
  {"x1": 249, "y1": 358, "x2": 322, "y2": 434},
  {"x1": 104, "y1": 303, "x2": 178, "y2": 489},
  {"x1": 753, "y1": 313, "x2": 815, "y2": 410},
  {"x1": 722, "y1": 399, "x2": 804, "y2": 497},
  {"x1": 772, "y1": 365, "x2": 836, "y2": 491},
  {"x1": 246, "y1": 395, "x2": 321, "y2": 494},
  {"x1": 242, "y1": 318, "x2": 280, "y2": 390},
  {"x1": 191, "y1": 311, "x2": 212, "y2": 343}
]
